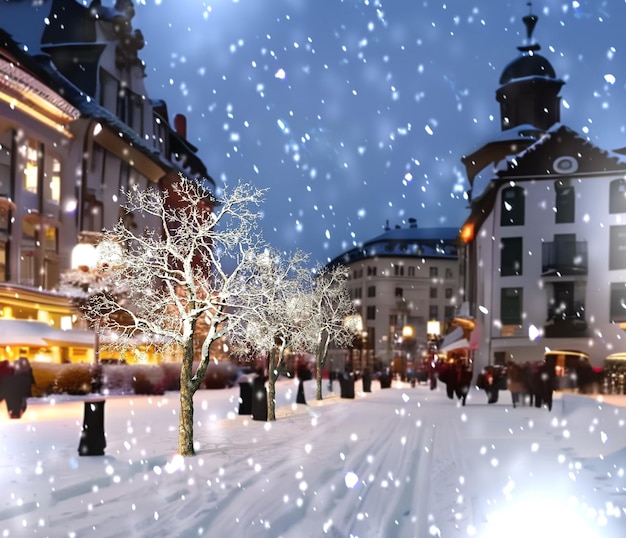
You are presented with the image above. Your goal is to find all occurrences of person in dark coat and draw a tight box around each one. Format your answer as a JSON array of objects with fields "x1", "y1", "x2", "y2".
[
  {"x1": 452, "y1": 359, "x2": 473, "y2": 406},
  {"x1": 477, "y1": 365, "x2": 502, "y2": 404},
  {"x1": 525, "y1": 359, "x2": 556, "y2": 411},
  {"x1": 0, "y1": 359, "x2": 15, "y2": 405},
  {"x1": 539, "y1": 359, "x2": 556, "y2": 411},
  {"x1": 437, "y1": 361, "x2": 455, "y2": 399},
  {"x1": 575, "y1": 361, "x2": 595, "y2": 394},
  {"x1": 439, "y1": 359, "x2": 472, "y2": 406},
  {"x1": 4, "y1": 357, "x2": 35, "y2": 419},
  {"x1": 507, "y1": 361, "x2": 527, "y2": 408}
]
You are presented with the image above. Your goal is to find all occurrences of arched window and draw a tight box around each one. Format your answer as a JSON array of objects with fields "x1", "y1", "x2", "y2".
[
  {"x1": 500, "y1": 186, "x2": 524, "y2": 226},
  {"x1": 610, "y1": 178, "x2": 626, "y2": 214}
]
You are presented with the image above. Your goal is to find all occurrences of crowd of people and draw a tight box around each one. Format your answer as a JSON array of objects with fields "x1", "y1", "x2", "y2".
[{"x1": 436, "y1": 356, "x2": 596, "y2": 411}]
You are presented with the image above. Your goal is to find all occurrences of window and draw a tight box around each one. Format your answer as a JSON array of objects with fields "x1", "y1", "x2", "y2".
[
  {"x1": 500, "y1": 186, "x2": 525, "y2": 226},
  {"x1": 610, "y1": 225, "x2": 626, "y2": 270},
  {"x1": 0, "y1": 240, "x2": 6, "y2": 281},
  {"x1": 501, "y1": 287, "x2": 522, "y2": 325},
  {"x1": 444, "y1": 306, "x2": 455, "y2": 321},
  {"x1": 445, "y1": 267, "x2": 454, "y2": 279},
  {"x1": 0, "y1": 129, "x2": 14, "y2": 198},
  {"x1": 429, "y1": 266, "x2": 438, "y2": 278},
  {"x1": 20, "y1": 216, "x2": 37, "y2": 286},
  {"x1": 43, "y1": 226, "x2": 59, "y2": 290},
  {"x1": 368, "y1": 285, "x2": 376, "y2": 298},
  {"x1": 610, "y1": 282, "x2": 626, "y2": 323},
  {"x1": 367, "y1": 266, "x2": 377, "y2": 276},
  {"x1": 366, "y1": 305, "x2": 376, "y2": 320},
  {"x1": 352, "y1": 287, "x2": 362, "y2": 299},
  {"x1": 429, "y1": 305, "x2": 439, "y2": 319},
  {"x1": 549, "y1": 281, "x2": 575, "y2": 320},
  {"x1": 610, "y1": 178, "x2": 626, "y2": 214},
  {"x1": 554, "y1": 180, "x2": 575, "y2": 223},
  {"x1": 445, "y1": 288, "x2": 453, "y2": 299},
  {"x1": 408, "y1": 266, "x2": 415, "y2": 277},
  {"x1": 430, "y1": 287, "x2": 438, "y2": 299},
  {"x1": 24, "y1": 139, "x2": 40, "y2": 194},
  {"x1": 44, "y1": 155, "x2": 61, "y2": 204},
  {"x1": 394, "y1": 287, "x2": 403, "y2": 298},
  {"x1": 500, "y1": 237, "x2": 523, "y2": 276},
  {"x1": 394, "y1": 264, "x2": 404, "y2": 276}
]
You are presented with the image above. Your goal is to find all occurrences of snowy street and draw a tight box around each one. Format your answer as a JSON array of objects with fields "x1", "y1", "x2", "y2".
[{"x1": 1, "y1": 380, "x2": 626, "y2": 537}]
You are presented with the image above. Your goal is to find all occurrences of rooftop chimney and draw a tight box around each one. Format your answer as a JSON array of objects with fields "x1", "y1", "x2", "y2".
[
  {"x1": 408, "y1": 218, "x2": 417, "y2": 228},
  {"x1": 174, "y1": 113, "x2": 187, "y2": 139}
]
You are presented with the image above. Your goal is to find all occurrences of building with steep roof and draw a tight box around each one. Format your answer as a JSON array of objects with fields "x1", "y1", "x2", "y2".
[
  {"x1": 327, "y1": 220, "x2": 460, "y2": 373},
  {"x1": 459, "y1": 9, "x2": 626, "y2": 371},
  {"x1": 0, "y1": 0, "x2": 214, "y2": 363}
]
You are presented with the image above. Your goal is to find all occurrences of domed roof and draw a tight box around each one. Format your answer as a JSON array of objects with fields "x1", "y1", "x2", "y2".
[{"x1": 499, "y1": 52, "x2": 556, "y2": 85}]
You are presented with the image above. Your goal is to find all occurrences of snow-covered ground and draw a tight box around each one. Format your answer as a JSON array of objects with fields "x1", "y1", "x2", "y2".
[{"x1": 1, "y1": 379, "x2": 626, "y2": 537}]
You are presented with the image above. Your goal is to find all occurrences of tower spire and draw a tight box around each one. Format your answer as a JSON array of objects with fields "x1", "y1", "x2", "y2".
[
  {"x1": 518, "y1": 3, "x2": 540, "y2": 53},
  {"x1": 523, "y1": 3, "x2": 538, "y2": 40}
]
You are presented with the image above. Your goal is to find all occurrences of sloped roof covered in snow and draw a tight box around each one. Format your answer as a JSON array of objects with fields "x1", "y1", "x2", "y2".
[{"x1": 328, "y1": 223, "x2": 459, "y2": 267}]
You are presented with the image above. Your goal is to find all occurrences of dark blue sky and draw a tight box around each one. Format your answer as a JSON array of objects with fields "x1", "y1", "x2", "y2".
[{"x1": 132, "y1": 0, "x2": 626, "y2": 265}]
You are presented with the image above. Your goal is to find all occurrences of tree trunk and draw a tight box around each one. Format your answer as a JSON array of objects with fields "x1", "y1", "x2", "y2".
[
  {"x1": 315, "y1": 333, "x2": 330, "y2": 401},
  {"x1": 315, "y1": 355, "x2": 323, "y2": 400},
  {"x1": 178, "y1": 339, "x2": 196, "y2": 456},
  {"x1": 267, "y1": 348, "x2": 278, "y2": 421}
]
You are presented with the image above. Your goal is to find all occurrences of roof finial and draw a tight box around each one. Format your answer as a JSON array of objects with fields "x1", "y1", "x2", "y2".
[
  {"x1": 518, "y1": 2, "x2": 540, "y2": 53},
  {"x1": 523, "y1": 2, "x2": 538, "y2": 41}
]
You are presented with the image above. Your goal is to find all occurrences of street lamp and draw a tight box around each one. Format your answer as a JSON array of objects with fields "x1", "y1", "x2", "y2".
[
  {"x1": 402, "y1": 325, "x2": 415, "y2": 382},
  {"x1": 343, "y1": 313, "x2": 363, "y2": 373},
  {"x1": 70, "y1": 238, "x2": 123, "y2": 364},
  {"x1": 426, "y1": 320, "x2": 441, "y2": 390}
]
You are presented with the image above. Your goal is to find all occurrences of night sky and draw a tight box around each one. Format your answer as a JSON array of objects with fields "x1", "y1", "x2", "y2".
[{"x1": 132, "y1": 0, "x2": 626, "y2": 265}]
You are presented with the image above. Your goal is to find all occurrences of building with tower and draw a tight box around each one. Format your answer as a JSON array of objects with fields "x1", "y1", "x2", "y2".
[{"x1": 459, "y1": 9, "x2": 626, "y2": 371}]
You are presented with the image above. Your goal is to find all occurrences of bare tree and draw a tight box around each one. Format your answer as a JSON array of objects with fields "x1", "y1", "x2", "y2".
[
  {"x1": 80, "y1": 175, "x2": 267, "y2": 456},
  {"x1": 308, "y1": 265, "x2": 356, "y2": 400},
  {"x1": 228, "y1": 248, "x2": 314, "y2": 421}
]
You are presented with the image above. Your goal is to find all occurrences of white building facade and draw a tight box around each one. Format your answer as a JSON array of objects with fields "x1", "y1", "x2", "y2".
[{"x1": 459, "y1": 11, "x2": 626, "y2": 370}]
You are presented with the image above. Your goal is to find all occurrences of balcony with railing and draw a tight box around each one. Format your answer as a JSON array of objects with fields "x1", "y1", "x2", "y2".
[
  {"x1": 544, "y1": 302, "x2": 589, "y2": 338},
  {"x1": 541, "y1": 240, "x2": 588, "y2": 276}
]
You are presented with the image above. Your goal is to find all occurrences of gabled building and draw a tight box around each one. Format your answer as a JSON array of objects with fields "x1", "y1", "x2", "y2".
[
  {"x1": 0, "y1": 0, "x2": 213, "y2": 363},
  {"x1": 459, "y1": 10, "x2": 626, "y2": 370},
  {"x1": 328, "y1": 220, "x2": 460, "y2": 374}
]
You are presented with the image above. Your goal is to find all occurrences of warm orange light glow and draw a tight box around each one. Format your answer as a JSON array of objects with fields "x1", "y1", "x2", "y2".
[
  {"x1": 401, "y1": 325, "x2": 415, "y2": 339},
  {"x1": 0, "y1": 89, "x2": 75, "y2": 137},
  {"x1": 460, "y1": 223, "x2": 474, "y2": 244},
  {"x1": 427, "y1": 320, "x2": 441, "y2": 337}
]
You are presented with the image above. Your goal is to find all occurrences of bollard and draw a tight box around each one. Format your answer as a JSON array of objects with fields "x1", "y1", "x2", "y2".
[
  {"x1": 362, "y1": 369, "x2": 372, "y2": 393},
  {"x1": 251, "y1": 375, "x2": 268, "y2": 421},
  {"x1": 339, "y1": 372, "x2": 355, "y2": 399},
  {"x1": 78, "y1": 400, "x2": 106, "y2": 456},
  {"x1": 238, "y1": 379, "x2": 253, "y2": 415},
  {"x1": 296, "y1": 378, "x2": 306, "y2": 404}
]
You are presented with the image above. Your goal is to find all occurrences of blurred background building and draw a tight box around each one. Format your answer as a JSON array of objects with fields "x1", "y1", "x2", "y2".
[{"x1": 327, "y1": 220, "x2": 459, "y2": 376}]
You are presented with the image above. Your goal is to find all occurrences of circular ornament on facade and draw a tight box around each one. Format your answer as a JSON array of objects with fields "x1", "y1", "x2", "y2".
[{"x1": 552, "y1": 156, "x2": 578, "y2": 174}]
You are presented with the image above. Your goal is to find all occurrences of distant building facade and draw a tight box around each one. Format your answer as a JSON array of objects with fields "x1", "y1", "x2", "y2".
[
  {"x1": 0, "y1": 0, "x2": 212, "y2": 362},
  {"x1": 327, "y1": 220, "x2": 460, "y2": 373},
  {"x1": 459, "y1": 11, "x2": 626, "y2": 370}
]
